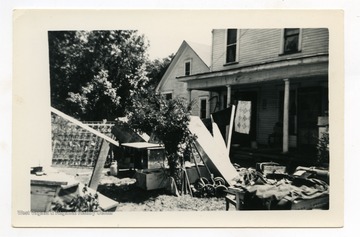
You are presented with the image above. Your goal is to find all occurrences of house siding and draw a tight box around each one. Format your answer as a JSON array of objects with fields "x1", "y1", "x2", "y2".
[
  {"x1": 301, "y1": 28, "x2": 329, "y2": 55},
  {"x1": 159, "y1": 43, "x2": 210, "y2": 118},
  {"x1": 211, "y1": 28, "x2": 329, "y2": 72},
  {"x1": 182, "y1": 28, "x2": 329, "y2": 151},
  {"x1": 211, "y1": 29, "x2": 226, "y2": 71}
]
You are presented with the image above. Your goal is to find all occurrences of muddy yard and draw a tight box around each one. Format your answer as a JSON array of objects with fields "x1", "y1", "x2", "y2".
[{"x1": 56, "y1": 167, "x2": 227, "y2": 212}]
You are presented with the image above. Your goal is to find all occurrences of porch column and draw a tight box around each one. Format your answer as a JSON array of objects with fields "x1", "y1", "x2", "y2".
[
  {"x1": 187, "y1": 88, "x2": 192, "y2": 104},
  {"x1": 283, "y1": 79, "x2": 290, "y2": 153},
  {"x1": 226, "y1": 85, "x2": 232, "y2": 108}
]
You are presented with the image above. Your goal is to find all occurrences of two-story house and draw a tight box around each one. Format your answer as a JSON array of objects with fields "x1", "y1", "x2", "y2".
[
  {"x1": 178, "y1": 29, "x2": 329, "y2": 155},
  {"x1": 156, "y1": 40, "x2": 212, "y2": 118}
]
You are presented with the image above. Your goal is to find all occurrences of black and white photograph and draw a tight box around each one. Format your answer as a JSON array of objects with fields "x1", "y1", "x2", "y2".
[{"x1": 12, "y1": 10, "x2": 344, "y2": 228}]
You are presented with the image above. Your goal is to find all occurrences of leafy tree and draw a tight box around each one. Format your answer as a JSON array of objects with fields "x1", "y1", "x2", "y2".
[
  {"x1": 145, "y1": 54, "x2": 174, "y2": 90},
  {"x1": 125, "y1": 91, "x2": 195, "y2": 187},
  {"x1": 48, "y1": 30, "x2": 149, "y2": 120}
]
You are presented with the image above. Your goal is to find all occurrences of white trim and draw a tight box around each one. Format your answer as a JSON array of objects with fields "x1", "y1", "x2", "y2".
[
  {"x1": 279, "y1": 29, "x2": 285, "y2": 54},
  {"x1": 298, "y1": 29, "x2": 303, "y2": 52},
  {"x1": 237, "y1": 29, "x2": 241, "y2": 62},
  {"x1": 211, "y1": 29, "x2": 215, "y2": 71},
  {"x1": 161, "y1": 90, "x2": 173, "y2": 95},
  {"x1": 161, "y1": 90, "x2": 173, "y2": 99},
  {"x1": 227, "y1": 105, "x2": 236, "y2": 154}
]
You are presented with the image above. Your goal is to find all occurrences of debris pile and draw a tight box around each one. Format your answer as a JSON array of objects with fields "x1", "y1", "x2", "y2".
[
  {"x1": 51, "y1": 184, "x2": 100, "y2": 212},
  {"x1": 229, "y1": 163, "x2": 329, "y2": 210}
]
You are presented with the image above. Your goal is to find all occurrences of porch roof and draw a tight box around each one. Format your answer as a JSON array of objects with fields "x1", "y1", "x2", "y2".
[{"x1": 178, "y1": 54, "x2": 328, "y2": 91}]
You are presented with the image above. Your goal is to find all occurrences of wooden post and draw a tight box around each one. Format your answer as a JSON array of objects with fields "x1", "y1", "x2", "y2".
[
  {"x1": 226, "y1": 85, "x2": 231, "y2": 108},
  {"x1": 283, "y1": 79, "x2": 290, "y2": 153},
  {"x1": 187, "y1": 87, "x2": 192, "y2": 104},
  {"x1": 89, "y1": 140, "x2": 110, "y2": 190},
  {"x1": 227, "y1": 105, "x2": 236, "y2": 155}
]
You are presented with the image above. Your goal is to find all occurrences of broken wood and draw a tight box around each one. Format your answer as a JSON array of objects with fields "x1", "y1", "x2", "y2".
[
  {"x1": 51, "y1": 107, "x2": 119, "y2": 146},
  {"x1": 227, "y1": 105, "x2": 235, "y2": 155},
  {"x1": 88, "y1": 140, "x2": 110, "y2": 190},
  {"x1": 184, "y1": 168, "x2": 193, "y2": 197}
]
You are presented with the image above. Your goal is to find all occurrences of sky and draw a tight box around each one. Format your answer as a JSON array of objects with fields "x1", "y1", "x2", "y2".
[
  {"x1": 135, "y1": 22, "x2": 213, "y2": 60},
  {"x1": 140, "y1": 27, "x2": 213, "y2": 60}
]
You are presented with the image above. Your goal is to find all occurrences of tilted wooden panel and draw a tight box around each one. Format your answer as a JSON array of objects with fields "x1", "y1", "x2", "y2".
[{"x1": 51, "y1": 112, "x2": 115, "y2": 168}]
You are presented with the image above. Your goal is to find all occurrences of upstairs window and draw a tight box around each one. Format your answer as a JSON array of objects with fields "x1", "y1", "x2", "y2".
[
  {"x1": 283, "y1": 28, "x2": 301, "y2": 54},
  {"x1": 185, "y1": 61, "x2": 191, "y2": 76},
  {"x1": 226, "y1": 29, "x2": 238, "y2": 63}
]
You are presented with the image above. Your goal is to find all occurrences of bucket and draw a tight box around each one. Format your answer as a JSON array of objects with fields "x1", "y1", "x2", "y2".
[{"x1": 110, "y1": 161, "x2": 118, "y2": 176}]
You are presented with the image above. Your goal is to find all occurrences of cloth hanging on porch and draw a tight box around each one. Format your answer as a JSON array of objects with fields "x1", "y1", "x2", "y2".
[
  {"x1": 211, "y1": 106, "x2": 232, "y2": 141},
  {"x1": 235, "y1": 100, "x2": 251, "y2": 134}
]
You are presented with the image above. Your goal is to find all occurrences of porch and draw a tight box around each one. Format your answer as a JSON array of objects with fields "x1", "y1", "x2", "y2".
[
  {"x1": 179, "y1": 54, "x2": 329, "y2": 157},
  {"x1": 229, "y1": 145, "x2": 321, "y2": 174}
]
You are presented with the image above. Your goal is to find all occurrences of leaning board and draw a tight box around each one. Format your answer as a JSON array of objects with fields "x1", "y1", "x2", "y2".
[
  {"x1": 51, "y1": 112, "x2": 115, "y2": 167},
  {"x1": 188, "y1": 116, "x2": 239, "y2": 185}
]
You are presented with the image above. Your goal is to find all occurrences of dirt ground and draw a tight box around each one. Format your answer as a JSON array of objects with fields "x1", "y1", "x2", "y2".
[{"x1": 56, "y1": 167, "x2": 227, "y2": 212}]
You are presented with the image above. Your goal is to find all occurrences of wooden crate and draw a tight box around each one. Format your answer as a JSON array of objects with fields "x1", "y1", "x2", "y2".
[
  {"x1": 262, "y1": 165, "x2": 286, "y2": 176},
  {"x1": 31, "y1": 180, "x2": 66, "y2": 211},
  {"x1": 291, "y1": 195, "x2": 329, "y2": 210},
  {"x1": 134, "y1": 169, "x2": 169, "y2": 190},
  {"x1": 256, "y1": 162, "x2": 286, "y2": 176}
]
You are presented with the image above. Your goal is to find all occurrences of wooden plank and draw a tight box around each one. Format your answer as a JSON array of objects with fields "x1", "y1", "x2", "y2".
[
  {"x1": 188, "y1": 116, "x2": 239, "y2": 185},
  {"x1": 88, "y1": 140, "x2": 110, "y2": 190},
  {"x1": 227, "y1": 105, "x2": 235, "y2": 155},
  {"x1": 121, "y1": 142, "x2": 161, "y2": 149},
  {"x1": 50, "y1": 107, "x2": 119, "y2": 146}
]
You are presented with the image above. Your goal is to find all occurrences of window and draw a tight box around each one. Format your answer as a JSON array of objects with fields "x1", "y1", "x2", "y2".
[
  {"x1": 283, "y1": 28, "x2": 301, "y2": 54},
  {"x1": 162, "y1": 92, "x2": 172, "y2": 100},
  {"x1": 185, "y1": 61, "x2": 191, "y2": 76},
  {"x1": 226, "y1": 29, "x2": 238, "y2": 63},
  {"x1": 200, "y1": 98, "x2": 207, "y2": 119}
]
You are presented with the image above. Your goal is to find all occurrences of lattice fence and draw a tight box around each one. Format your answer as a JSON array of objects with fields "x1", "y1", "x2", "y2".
[{"x1": 51, "y1": 112, "x2": 115, "y2": 167}]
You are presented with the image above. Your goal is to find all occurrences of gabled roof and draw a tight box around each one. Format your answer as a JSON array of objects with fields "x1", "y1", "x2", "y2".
[
  {"x1": 186, "y1": 41, "x2": 211, "y2": 67},
  {"x1": 156, "y1": 40, "x2": 211, "y2": 92}
]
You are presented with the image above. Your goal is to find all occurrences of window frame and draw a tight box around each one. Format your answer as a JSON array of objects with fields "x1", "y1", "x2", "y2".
[
  {"x1": 161, "y1": 91, "x2": 173, "y2": 100},
  {"x1": 184, "y1": 60, "x2": 191, "y2": 76},
  {"x1": 199, "y1": 97, "x2": 209, "y2": 119},
  {"x1": 225, "y1": 29, "x2": 239, "y2": 65},
  {"x1": 280, "y1": 28, "x2": 302, "y2": 55}
]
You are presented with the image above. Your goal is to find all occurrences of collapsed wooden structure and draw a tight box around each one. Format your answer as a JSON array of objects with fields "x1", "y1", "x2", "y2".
[{"x1": 32, "y1": 106, "x2": 329, "y2": 212}]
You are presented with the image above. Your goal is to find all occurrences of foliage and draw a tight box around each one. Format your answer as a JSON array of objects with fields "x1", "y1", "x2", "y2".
[
  {"x1": 51, "y1": 184, "x2": 100, "y2": 212},
  {"x1": 145, "y1": 54, "x2": 174, "y2": 90},
  {"x1": 48, "y1": 30, "x2": 149, "y2": 120},
  {"x1": 317, "y1": 130, "x2": 329, "y2": 166},
  {"x1": 123, "y1": 91, "x2": 196, "y2": 187}
]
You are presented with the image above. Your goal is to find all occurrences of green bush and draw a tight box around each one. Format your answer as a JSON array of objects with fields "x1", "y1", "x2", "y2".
[
  {"x1": 317, "y1": 130, "x2": 329, "y2": 166},
  {"x1": 123, "y1": 91, "x2": 196, "y2": 188}
]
